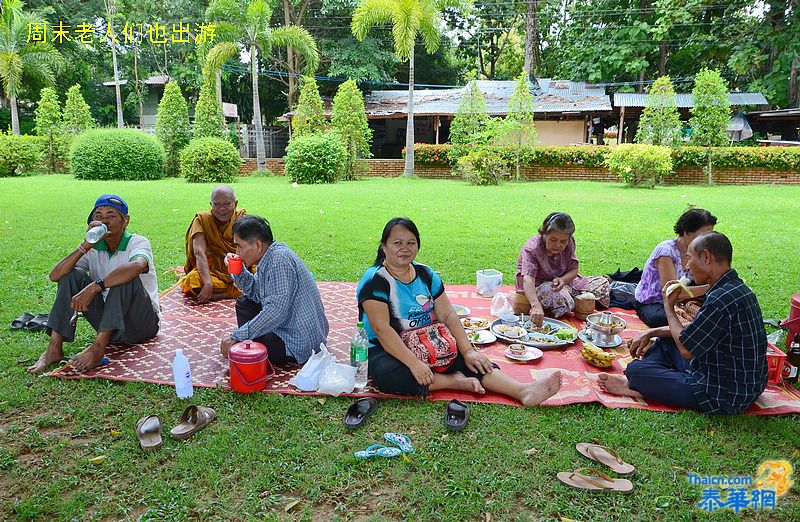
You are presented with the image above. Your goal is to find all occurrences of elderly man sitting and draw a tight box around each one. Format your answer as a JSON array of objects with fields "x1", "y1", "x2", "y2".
[
  {"x1": 181, "y1": 185, "x2": 246, "y2": 303},
  {"x1": 599, "y1": 231, "x2": 768, "y2": 414}
]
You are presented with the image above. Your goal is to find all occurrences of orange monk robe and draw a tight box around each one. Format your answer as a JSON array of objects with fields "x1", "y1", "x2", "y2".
[{"x1": 181, "y1": 209, "x2": 247, "y2": 298}]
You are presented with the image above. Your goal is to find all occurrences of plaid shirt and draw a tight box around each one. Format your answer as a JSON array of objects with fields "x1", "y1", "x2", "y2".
[
  {"x1": 680, "y1": 269, "x2": 768, "y2": 414},
  {"x1": 231, "y1": 242, "x2": 329, "y2": 363}
]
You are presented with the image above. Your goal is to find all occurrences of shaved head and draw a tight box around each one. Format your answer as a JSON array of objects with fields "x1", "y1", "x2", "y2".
[
  {"x1": 211, "y1": 185, "x2": 236, "y2": 201},
  {"x1": 209, "y1": 185, "x2": 238, "y2": 223}
]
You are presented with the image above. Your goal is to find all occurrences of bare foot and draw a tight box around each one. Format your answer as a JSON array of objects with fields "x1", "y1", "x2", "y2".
[
  {"x1": 70, "y1": 344, "x2": 106, "y2": 373},
  {"x1": 597, "y1": 373, "x2": 643, "y2": 398},
  {"x1": 445, "y1": 371, "x2": 486, "y2": 394},
  {"x1": 520, "y1": 371, "x2": 562, "y2": 406},
  {"x1": 27, "y1": 345, "x2": 64, "y2": 374}
]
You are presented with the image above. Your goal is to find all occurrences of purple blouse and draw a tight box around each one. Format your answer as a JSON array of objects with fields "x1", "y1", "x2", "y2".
[
  {"x1": 635, "y1": 238, "x2": 688, "y2": 304},
  {"x1": 515, "y1": 234, "x2": 579, "y2": 291}
]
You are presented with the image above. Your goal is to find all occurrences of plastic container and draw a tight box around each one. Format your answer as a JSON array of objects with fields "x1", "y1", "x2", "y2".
[
  {"x1": 229, "y1": 340, "x2": 274, "y2": 393},
  {"x1": 350, "y1": 322, "x2": 369, "y2": 391},
  {"x1": 476, "y1": 269, "x2": 502, "y2": 297},
  {"x1": 780, "y1": 294, "x2": 800, "y2": 349},
  {"x1": 172, "y1": 349, "x2": 194, "y2": 399},
  {"x1": 85, "y1": 224, "x2": 108, "y2": 243},
  {"x1": 766, "y1": 343, "x2": 787, "y2": 385}
]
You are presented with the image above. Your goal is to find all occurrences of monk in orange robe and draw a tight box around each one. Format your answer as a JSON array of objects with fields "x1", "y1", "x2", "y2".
[{"x1": 181, "y1": 185, "x2": 246, "y2": 302}]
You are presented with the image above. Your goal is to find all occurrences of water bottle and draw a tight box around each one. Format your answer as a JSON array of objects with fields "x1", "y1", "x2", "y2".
[
  {"x1": 350, "y1": 321, "x2": 369, "y2": 391},
  {"x1": 85, "y1": 223, "x2": 108, "y2": 243},
  {"x1": 172, "y1": 349, "x2": 194, "y2": 399}
]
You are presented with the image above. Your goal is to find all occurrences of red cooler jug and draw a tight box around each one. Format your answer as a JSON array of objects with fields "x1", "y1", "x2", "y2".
[
  {"x1": 229, "y1": 340, "x2": 274, "y2": 393},
  {"x1": 780, "y1": 294, "x2": 800, "y2": 349}
]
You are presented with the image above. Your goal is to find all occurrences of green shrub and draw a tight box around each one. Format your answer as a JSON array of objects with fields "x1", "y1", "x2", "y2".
[
  {"x1": 179, "y1": 137, "x2": 241, "y2": 183},
  {"x1": 0, "y1": 133, "x2": 42, "y2": 177},
  {"x1": 155, "y1": 81, "x2": 191, "y2": 178},
  {"x1": 454, "y1": 149, "x2": 511, "y2": 185},
  {"x1": 672, "y1": 146, "x2": 800, "y2": 170},
  {"x1": 606, "y1": 144, "x2": 673, "y2": 187},
  {"x1": 69, "y1": 129, "x2": 165, "y2": 180},
  {"x1": 285, "y1": 132, "x2": 347, "y2": 184},
  {"x1": 411, "y1": 144, "x2": 454, "y2": 165}
]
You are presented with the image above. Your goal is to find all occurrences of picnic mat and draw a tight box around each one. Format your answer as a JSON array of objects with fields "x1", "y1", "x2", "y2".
[{"x1": 50, "y1": 283, "x2": 800, "y2": 414}]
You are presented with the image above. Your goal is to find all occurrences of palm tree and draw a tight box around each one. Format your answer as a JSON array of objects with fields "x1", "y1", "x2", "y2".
[
  {"x1": 352, "y1": 0, "x2": 460, "y2": 177},
  {"x1": 0, "y1": 0, "x2": 62, "y2": 135},
  {"x1": 205, "y1": 0, "x2": 319, "y2": 173}
]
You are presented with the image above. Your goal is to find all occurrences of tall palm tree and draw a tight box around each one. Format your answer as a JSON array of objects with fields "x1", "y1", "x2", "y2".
[
  {"x1": 206, "y1": 0, "x2": 319, "y2": 173},
  {"x1": 0, "y1": 0, "x2": 62, "y2": 135},
  {"x1": 352, "y1": 0, "x2": 460, "y2": 177}
]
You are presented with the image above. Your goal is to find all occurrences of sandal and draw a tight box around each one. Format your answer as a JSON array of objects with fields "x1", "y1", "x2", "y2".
[
  {"x1": 343, "y1": 397, "x2": 378, "y2": 430},
  {"x1": 136, "y1": 415, "x2": 163, "y2": 452},
  {"x1": 576, "y1": 443, "x2": 635, "y2": 475},
  {"x1": 169, "y1": 405, "x2": 217, "y2": 440},
  {"x1": 24, "y1": 314, "x2": 49, "y2": 332},
  {"x1": 384, "y1": 432, "x2": 414, "y2": 453},
  {"x1": 11, "y1": 312, "x2": 34, "y2": 330},
  {"x1": 354, "y1": 444, "x2": 401, "y2": 459},
  {"x1": 556, "y1": 467, "x2": 634, "y2": 493},
  {"x1": 445, "y1": 399, "x2": 469, "y2": 431}
]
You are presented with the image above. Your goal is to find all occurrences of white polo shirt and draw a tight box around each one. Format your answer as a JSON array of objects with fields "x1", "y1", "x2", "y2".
[{"x1": 75, "y1": 231, "x2": 160, "y2": 317}]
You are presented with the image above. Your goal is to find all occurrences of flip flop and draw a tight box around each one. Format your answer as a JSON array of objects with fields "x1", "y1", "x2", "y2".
[
  {"x1": 24, "y1": 314, "x2": 49, "y2": 332},
  {"x1": 384, "y1": 432, "x2": 414, "y2": 453},
  {"x1": 556, "y1": 467, "x2": 634, "y2": 493},
  {"x1": 445, "y1": 399, "x2": 469, "y2": 432},
  {"x1": 343, "y1": 397, "x2": 378, "y2": 430},
  {"x1": 354, "y1": 444, "x2": 402, "y2": 459},
  {"x1": 576, "y1": 443, "x2": 636, "y2": 475},
  {"x1": 169, "y1": 405, "x2": 217, "y2": 440},
  {"x1": 136, "y1": 415, "x2": 163, "y2": 452},
  {"x1": 10, "y1": 312, "x2": 34, "y2": 330}
]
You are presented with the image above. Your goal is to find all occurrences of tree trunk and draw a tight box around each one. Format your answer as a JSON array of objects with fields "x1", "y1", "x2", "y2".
[
  {"x1": 10, "y1": 95, "x2": 19, "y2": 136},
  {"x1": 134, "y1": 49, "x2": 144, "y2": 127},
  {"x1": 404, "y1": 46, "x2": 415, "y2": 178},
  {"x1": 789, "y1": 54, "x2": 800, "y2": 108},
  {"x1": 216, "y1": 72, "x2": 223, "y2": 109},
  {"x1": 659, "y1": 40, "x2": 667, "y2": 76},
  {"x1": 111, "y1": 43, "x2": 124, "y2": 128},
  {"x1": 523, "y1": 0, "x2": 538, "y2": 79},
  {"x1": 251, "y1": 47, "x2": 266, "y2": 173},
  {"x1": 284, "y1": 0, "x2": 296, "y2": 109}
]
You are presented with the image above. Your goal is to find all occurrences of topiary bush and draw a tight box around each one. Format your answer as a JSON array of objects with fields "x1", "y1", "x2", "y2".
[
  {"x1": 606, "y1": 143, "x2": 673, "y2": 187},
  {"x1": 70, "y1": 129, "x2": 164, "y2": 180},
  {"x1": 285, "y1": 132, "x2": 347, "y2": 184},
  {"x1": 0, "y1": 133, "x2": 42, "y2": 177},
  {"x1": 454, "y1": 148, "x2": 511, "y2": 185},
  {"x1": 179, "y1": 137, "x2": 241, "y2": 183}
]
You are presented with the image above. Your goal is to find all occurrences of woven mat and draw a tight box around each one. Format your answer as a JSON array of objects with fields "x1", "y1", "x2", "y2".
[{"x1": 50, "y1": 283, "x2": 800, "y2": 414}]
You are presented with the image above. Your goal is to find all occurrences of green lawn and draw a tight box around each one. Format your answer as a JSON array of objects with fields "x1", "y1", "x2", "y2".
[{"x1": 1, "y1": 174, "x2": 799, "y2": 521}]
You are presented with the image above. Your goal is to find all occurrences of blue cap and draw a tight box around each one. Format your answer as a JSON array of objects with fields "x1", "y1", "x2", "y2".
[{"x1": 88, "y1": 194, "x2": 128, "y2": 224}]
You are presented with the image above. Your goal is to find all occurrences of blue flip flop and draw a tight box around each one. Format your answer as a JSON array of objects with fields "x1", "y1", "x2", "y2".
[
  {"x1": 354, "y1": 444, "x2": 401, "y2": 459},
  {"x1": 384, "y1": 432, "x2": 414, "y2": 453}
]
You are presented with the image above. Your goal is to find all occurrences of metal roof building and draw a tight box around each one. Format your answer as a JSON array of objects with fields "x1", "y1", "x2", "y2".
[{"x1": 613, "y1": 92, "x2": 768, "y2": 108}]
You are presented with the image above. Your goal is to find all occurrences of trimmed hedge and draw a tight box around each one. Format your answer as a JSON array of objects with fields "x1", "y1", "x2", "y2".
[
  {"x1": 180, "y1": 137, "x2": 241, "y2": 183},
  {"x1": 285, "y1": 132, "x2": 347, "y2": 184},
  {"x1": 70, "y1": 129, "x2": 164, "y2": 180},
  {"x1": 606, "y1": 144, "x2": 673, "y2": 187},
  {"x1": 0, "y1": 134, "x2": 42, "y2": 177}
]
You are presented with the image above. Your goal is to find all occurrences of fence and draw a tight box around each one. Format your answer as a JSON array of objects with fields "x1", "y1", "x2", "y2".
[{"x1": 239, "y1": 124, "x2": 289, "y2": 159}]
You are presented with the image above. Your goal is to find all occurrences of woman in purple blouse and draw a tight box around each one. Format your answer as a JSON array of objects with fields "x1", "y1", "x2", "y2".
[
  {"x1": 634, "y1": 208, "x2": 717, "y2": 327},
  {"x1": 513, "y1": 212, "x2": 610, "y2": 326}
]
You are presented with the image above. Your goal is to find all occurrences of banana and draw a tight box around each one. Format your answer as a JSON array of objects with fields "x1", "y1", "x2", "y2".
[
  {"x1": 580, "y1": 342, "x2": 615, "y2": 368},
  {"x1": 667, "y1": 276, "x2": 694, "y2": 298}
]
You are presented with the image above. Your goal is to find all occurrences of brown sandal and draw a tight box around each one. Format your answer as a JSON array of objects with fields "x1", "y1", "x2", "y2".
[
  {"x1": 556, "y1": 467, "x2": 633, "y2": 493},
  {"x1": 576, "y1": 443, "x2": 635, "y2": 475},
  {"x1": 169, "y1": 405, "x2": 216, "y2": 440},
  {"x1": 136, "y1": 415, "x2": 163, "y2": 452}
]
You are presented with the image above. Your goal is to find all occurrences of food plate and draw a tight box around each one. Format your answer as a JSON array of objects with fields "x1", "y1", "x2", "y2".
[
  {"x1": 491, "y1": 317, "x2": 577, "y2": 350},
  {"x1": 469, "y1": 329, "x2": 497, "y2": 345},
  {"x1": 578, "y1": 329, "x2": 622, "y2": 348},
  {"x1": 461, "y1": 316, "x2": 490, "y2": 331},
  {"x1": 504, "y1": 346, "x2": 543, "y2": 362},
  {"x1": 453, "y1": 304, "x2": 471, "y2": 318},
  {"x1": 492, "y1": 324, "x2": 527, "y2": 339}
]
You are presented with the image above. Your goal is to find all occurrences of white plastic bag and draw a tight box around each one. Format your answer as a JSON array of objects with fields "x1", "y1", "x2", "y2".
[
  {"x1": 317, "y1": 361, "x2": 357, "y2": 397},
  {"x1": 490, "y1": 291, "x2": 515, "y2": 317},
  {"x1": 288, "y1": 343, "x2": 334, "y2": 392}
]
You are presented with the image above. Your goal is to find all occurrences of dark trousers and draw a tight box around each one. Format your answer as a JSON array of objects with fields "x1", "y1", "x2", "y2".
[
  {"x1": 635, "y1": 301, "x2": 668, "y2": 328},
  {"x1": 369, "y1": 345, "x2": 498, "y2": 396},
  {"x1": 235, "y1": 296, "x2": 296, "y2": 365},
  {"x1": 48, "y1": 269, "x2": 159, "y2": 344},
  {"x1": 624, "y1": 338, "x2": 700, "y2": 409}
]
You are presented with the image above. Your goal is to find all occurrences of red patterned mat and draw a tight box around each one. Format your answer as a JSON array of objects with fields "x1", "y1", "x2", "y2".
[{"x1": 51, "y1": 283, "x2": 800, "y2": 414}]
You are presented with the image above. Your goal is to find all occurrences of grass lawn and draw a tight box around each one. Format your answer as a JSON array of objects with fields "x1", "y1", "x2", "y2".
[{"x1": 1, "y1": 174, "x2": 799, "y2": 521}]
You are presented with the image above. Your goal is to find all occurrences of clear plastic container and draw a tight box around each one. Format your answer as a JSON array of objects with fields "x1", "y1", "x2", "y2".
[
  {"x1": 476, "y1": 269, "x2": 502, "y2": 297},
  {"x1": 85, "y1": 223, "x2": 108, "y2": 243},
  {"x1": 350, "y1": 322, "x2": 369, "y2": 391}
]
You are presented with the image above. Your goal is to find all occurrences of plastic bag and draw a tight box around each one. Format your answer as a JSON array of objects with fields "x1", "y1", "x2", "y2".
[
  {"x1": 490, "y1": 291, "x2": 514, "y2": 317},
  {"x1": 317, "y1": 361, "x2": 357, "y2": 396},
  {"x1": 289, "y1": 343, "x2": 334, "y2": 392}
]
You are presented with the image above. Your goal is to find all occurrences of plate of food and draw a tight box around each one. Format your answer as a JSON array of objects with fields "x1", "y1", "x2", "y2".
[
  {"x1": 453, "y1": 304, "x2": 471, "y2": 318},
  {"x1": 469, "y1": 329, "x2": 497, "y2": 345},
  {"x1": 491, "y1": 317, "x2": 577, "y2": 350},
  {"x1": 461, "y1": 316, "x2": 490, "y2": 331},
  {"x1": 504, "y1": 344, "x2": 543, "y2": 362}
]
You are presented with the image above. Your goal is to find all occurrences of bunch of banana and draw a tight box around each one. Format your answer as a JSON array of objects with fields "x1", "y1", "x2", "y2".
[{"x1": 580, "y1": 342, "x2": 615, "y2": 368}]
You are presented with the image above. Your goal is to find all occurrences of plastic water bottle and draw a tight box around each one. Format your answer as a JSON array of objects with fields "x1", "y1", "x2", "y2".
[
  {"x1": 350, "y1": 321, "x2": 369, "y2": 391},
  {"x1": 173, "y1": 349, "x2": 194, "y2": 399},
  {"x1": 85, "y1": 223, "x2": 108, "y2": 243}
]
